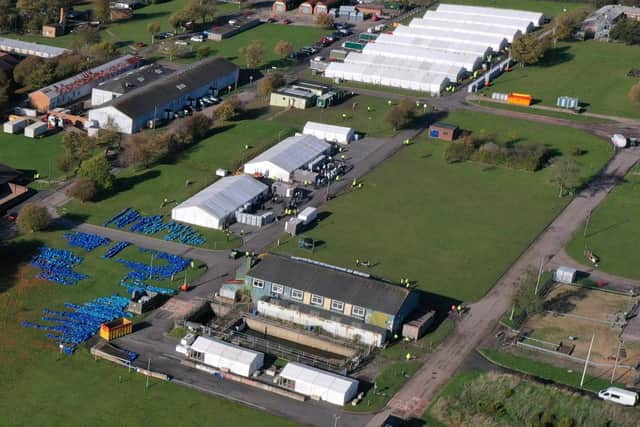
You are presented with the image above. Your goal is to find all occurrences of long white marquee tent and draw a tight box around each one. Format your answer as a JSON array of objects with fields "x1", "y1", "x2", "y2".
[
  {"x1": 374, "y1": 33, "x2": 491, "y2": 58},
  {"x1": 436, "y1": 3, "x2": 544, "y2": 25},
  {"x1": 344, "y1": 53, "x2": 465, "y2": 81},
  {"x1": 278, "y1": 362, "x2": 359, "y2": 406},
  {"x1": 190, "y1": 336, "x2": 264, "y2": 377},
  {"x1": 393, "y1": 25, "x2": 508, "y2": 51},
  {"x1": 324, "y1": 3, "x2": 542, "y2": 95}
]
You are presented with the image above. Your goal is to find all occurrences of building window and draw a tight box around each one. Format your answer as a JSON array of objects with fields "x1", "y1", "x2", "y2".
[
  {"x1": 352, "y1": 305, "x2": 365, "y2": 319},
  {"x1": 291, "y1": 288, "x2": 304, "y2": 301},
  {"x1": 252, "y1": 279, "x2": 264, "y2": 289},
  {"x1": 331, "y1": 300, "x2": 344, "y2": 313},
  {"x1": 311, "y1": 294, "x2": 324, "y2": 306},
  {"x1": 271, "y1": 283, "x2": 284, "y2": 295}
]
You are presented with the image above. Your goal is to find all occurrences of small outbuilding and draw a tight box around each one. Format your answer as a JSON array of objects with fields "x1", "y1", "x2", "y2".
[
  {"x1": 277, "y1": 362, "x2": 359, "y2": 405},
  {"x1": 302, "y1": 121, "x2": 355, "y2": 144},
  {"x1": 554, "y1": 266, "x2": 577, "y2": 284},
  {"x1": 188, "y1": 336, "x2": 264, "y2": 377},
  {"x1": 270, "y1": 87, "x2": 317, "y2": 110},
  {"x1": 171, "y1": 175, "x2": 269, "y2": 230},
  {"x1": 428, "y1": 122, "x2": 458, "y2": 141}
]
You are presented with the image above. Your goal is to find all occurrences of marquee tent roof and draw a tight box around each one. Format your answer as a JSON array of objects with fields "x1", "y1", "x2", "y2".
[
  {"x1": 436, "y1": 3, "x2": 544, "y2": 25},
  {"x1": 245, "y1": 134, "x2": 330, "y2": 175},
  {"x1": 362, "y1": 43, "x2": 482, "y2": 70},
  {"x1": 374, "y1": 33, "x2": 490, "y2": 57},
  {"x1": 279, "y1": 362, "x2": 358, "y2": 405},
  {"x1": 392, "y1": 25, "x2": 507, "y2": 51},
  {"x1": 409, "y1": 18, "x2": 520, "y2": 42},
  {"x1": 344, "y1": 52, "x2": 465, "y2": 80},
  {"x1": 423, "y1": 10, "x2": 535, "y2": 32}
]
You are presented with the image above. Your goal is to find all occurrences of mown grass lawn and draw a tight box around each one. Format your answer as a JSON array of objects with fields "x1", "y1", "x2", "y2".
[
  {"x1": 0, "y1": 231, "x2": 297, "y2": 427},
  {"x1": 566, "y1": 164, "x2": 640, "y2": 279},
  {"x1": 441, "y1": 0, "x2": 592, "y2": 17},
  {"x1": 482, "y1": 41, "x2": 640, "y2": 118},
  {"x1": 471, "y1": 99, "x2": 613, "y2": 124},
  {"x1": 64, "y1": 119, "x2": 294, "y2": 249},
  {"x1": 274, "y1": 110, "x2": 611, "y2": 302},
  {"x1": 0, "y1": 133, "x2": 65, "y2": 180}
]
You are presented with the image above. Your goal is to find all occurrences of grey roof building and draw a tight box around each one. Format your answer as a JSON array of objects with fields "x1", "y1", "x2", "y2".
[
  {"x1": 88, "y1": 57, "x2": 239, "y2": 134},
  {"x1": 91, "y1": 64, "x2": 175, "y2": 106},
  {"x1": 0, "y1": 37, "x2": 70, "y2": 58}
]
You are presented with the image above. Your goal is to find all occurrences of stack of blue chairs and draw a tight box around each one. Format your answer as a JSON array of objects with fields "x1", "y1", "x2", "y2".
[
  {"x1": 104, "y1": 208, "x2": 141, "y2": 229},
  {"x1": 30, "y1": 247, "x2": 88, "y2": 286},
  {"x1": 21, "y1": 295, "x2": 131, "y2": 354},
  {"x1": 130, "y1": 215, "x2": 166, "y2": 235},
  {"x1": 164, "y1": 222, "x2": 206, "y2": 245},
  {"x1": 64, "y1": 232, "x2": 111, "y2": 252},
  {"x1": 120, "y1": 278, "x2": 176, "y2": 296},
  {"x1": 102, "y1": 241, "x2": 131, "y2": 259},
  {"x1": 117, "y1": 248, "x2": 190, "y2": 281}
]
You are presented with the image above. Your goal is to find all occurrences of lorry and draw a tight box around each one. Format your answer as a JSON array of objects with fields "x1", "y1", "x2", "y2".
[{"x1": 598, "y1": 387, "x2": 638, "y2": 407}]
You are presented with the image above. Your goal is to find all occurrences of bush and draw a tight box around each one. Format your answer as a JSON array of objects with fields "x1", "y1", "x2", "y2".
[
  {"x1": 385, "y1": 99, "x2": 416, "y2": 130},
  {"x1": 66, "y1": 177, "x2": 97, "y2": 202},
  {"x1": 78, "y1": 154, "x2": 114, "y2": 192},
  {"x1": 215, "y1": 96, "x2": 243, "y2": 121},
  {"x1": 256, "y1": 73, "x2": 285, "y2": 97},
  {"x1": 17, "y1": 203, "x2": 51, "y2": 233},
  {"x1": 557, "y1": 416, "x2": 575, "y2": 427}
]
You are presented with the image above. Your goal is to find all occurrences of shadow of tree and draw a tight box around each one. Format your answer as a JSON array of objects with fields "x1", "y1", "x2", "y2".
[
  {"x1": 0, "y1": 239, "x2": 44, "y2": 295},
  {"x1": 543, "y1": 286, "x2": 589, "y2": 313}
]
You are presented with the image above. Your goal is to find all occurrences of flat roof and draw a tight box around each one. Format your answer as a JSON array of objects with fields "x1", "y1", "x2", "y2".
[
  {"x1": 0, "y1": 37, "x2": 70, "y2": 58},
  {"x1": 96, "y1": 63, "x2": 174, "y2": 95},
  {"x1": 247, "y1": 254, "x2": 412, "y2": 314},
  {"x1": 431, "y1": 122, "x2": 458, "y2": 130},
  {"x1": 274, "y1": 87, "x2": 317, "y2": 99}
]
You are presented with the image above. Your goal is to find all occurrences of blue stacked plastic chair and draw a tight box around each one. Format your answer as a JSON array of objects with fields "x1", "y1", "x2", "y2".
[
  {"x1": 64, "y1": 232, "x2": 111, "y2": 252},
  {"x1": 102, "y1": 241, "x2": 131, "y2": 259},
  {"x1": 30, "y1": 247, "x2": 88, "y2": 286}
]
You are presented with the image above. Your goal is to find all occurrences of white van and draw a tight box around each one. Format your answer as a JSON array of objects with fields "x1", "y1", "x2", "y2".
[{"x1": 597, "y1": 387, "x2": 638, "y2": 407}]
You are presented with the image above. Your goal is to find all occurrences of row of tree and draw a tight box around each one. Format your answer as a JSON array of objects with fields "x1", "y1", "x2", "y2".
[{"x1": 0, "y1": 0, "x2": 71, "y2": 33}]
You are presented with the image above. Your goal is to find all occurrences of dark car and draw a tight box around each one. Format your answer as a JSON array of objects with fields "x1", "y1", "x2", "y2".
[
  {"x1": 6, "y1": 211, "x2": 17, "y2": 222},
  {"x1": 381, "y1": 415, "x2": 405, "y2": 427}
]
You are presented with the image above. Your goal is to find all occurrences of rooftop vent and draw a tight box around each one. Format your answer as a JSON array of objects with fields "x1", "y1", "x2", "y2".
[{"x1": 176, "y1": 83, "x2": 187, "y2": 90}]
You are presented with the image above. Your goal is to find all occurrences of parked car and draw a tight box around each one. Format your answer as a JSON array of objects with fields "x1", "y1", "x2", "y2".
[
  {"x1": 598, "y1": 387, "x2": 638, "y2": 407},
  {"x1": 134, "y1": 42, "x2": 146, "y2": 48},
  {"x1": 175, "y1": 40, "x2": 189, "y2": 46},
  {"x1": 208, "y1": 96, "x2": 220, "y2": 104},
  {"x1": 190, "y1": 34, "x2": 205, "y2": 42},
  {"x1": 282, "y1": 18, "x2": 291, "y2": 25}
]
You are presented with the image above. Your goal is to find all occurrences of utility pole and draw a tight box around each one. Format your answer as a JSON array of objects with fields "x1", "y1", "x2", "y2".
[
  {"x1": 145, "y1": 359, "x2": 151, "y2": 390},
  {"x1": 611, "y1": 340, "x2": 622, "y2": 384},
  {"x1": 534, "y1": 256, "x2": 545, "y2": 295},
  {"x1": 584, "y1": 209, "x2": 592, "y2": 238},
  {"x1": 333, "y1": 414, "x2": 340, "y2": 427},
  {"x1": 580, "y1": 334, "x2": 595, "y2": 388}
]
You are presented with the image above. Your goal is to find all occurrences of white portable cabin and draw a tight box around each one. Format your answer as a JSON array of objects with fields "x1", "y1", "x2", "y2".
[
  {"x1": 278, "y1": 362, "x2": 358, "y2": 405},
  {"x1": 297, "y1": 206, "x2": 318, "y2": 224},
  {"x1": 24, "y1": 122, "x2": 49, "y2": 138},
  {"x1": 189, "y1": 336, "x2": 264, "y2": 377},
  {"x1": 374, "y1": 33, "x2": 491, "y2": 58},
  {"x1": 344, "y1": 53, "x2": 465, "y2": 81},
  {"x1": 554, "y1": 266, "x2": 577, "y2": 284},
  {"x1": 423, "y1": 10, "x2": 534, "y2": 33},
  {"x1": 243, "y1": 134, "x2": 331, "y2": 183},
  {"x1": 302, "y1": 121, "x2": 355, "y2": 144},
  {"x1": 598, "y1": 387, "x2": 638, "y2": 407},
  {"x1": 393, "y1": 25, "x2": 507, "y2": 51},
  {"x1": 435, "y1": 4, "x2": 544, "y2": 27},
  {"x1": 362, "y1": 43, "x2": 483, "y2": 70},
  {"x1": 409, "y1": 18, "x2": 520, "y2": 43},
  {"x1": 3, "y1": 118, "x2": 29, "y2": 134},
  {"x1": 171, "y1": 175, "x2": 269, "y2": 230}
]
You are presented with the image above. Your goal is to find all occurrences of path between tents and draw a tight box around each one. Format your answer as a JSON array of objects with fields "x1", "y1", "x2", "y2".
[{"x1": 367, "y1": 145, "x2": 640, "y2": 426}]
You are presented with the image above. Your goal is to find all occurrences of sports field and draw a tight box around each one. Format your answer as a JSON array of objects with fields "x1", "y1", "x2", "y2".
[
  {"x1": 0, "y1": 133, "x2": 65, "y2": 180},
  {"x1": 64, "y1": 119, "x2": 294, "y2": 249},
  {"x1": 483, "y1": 41, "x2": 640, "y2": 118},
  {"x1": 0, "y1": 232, "x2": 296, "y2": 426},
  {"x1": 274, "y1": 110, "x2": 611, "y2": 302},
  {"x1": 566, "y1": 164, "x2": 640, "y2": 279}
]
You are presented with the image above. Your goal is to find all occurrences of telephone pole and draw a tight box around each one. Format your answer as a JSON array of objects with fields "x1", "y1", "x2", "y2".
[{"x1": 580, "y1": 334, "x2": 595, "y2": 388}]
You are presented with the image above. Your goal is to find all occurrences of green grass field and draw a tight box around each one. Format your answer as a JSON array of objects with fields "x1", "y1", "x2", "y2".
[
  {"x1": 274, "y1": 110, "x2": 611, "y2": 302},
  {"x1": 0, "y1": 231, "x2": 297, "y2": 426},
  {"x1": 64, "y1": 119, "x2": 294, "y2": 249},
  {"x1": 442, "y1": 0, "x2": 593, "y2": 17},
  {"x1": 479, "y1": 348, "x2": 618, "y2": 393},
  {"x1": 0, "y1": 133, "x2": 65, "y2": 180},
  {"x1": 382, "y1": 318, "x2": 454, "y2": 360},
  {"x1": 471, "y1": 99, "x2": 613, "y2": 123},
  {"x1": 482, "y1": 41, "x2": 640, "y2": 118},
  {"x1": 425, "y1": 370, "x2": 637, "y2": 427},
  {"x1": 566, "y1": 164, "x2": 640, "y2": 279}
]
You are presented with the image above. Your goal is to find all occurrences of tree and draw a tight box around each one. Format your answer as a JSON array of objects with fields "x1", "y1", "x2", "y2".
[
  {"x1": 548, "y1": 157, "x2": 580, "y2": 197},
  {"x1": 13, "y1": 56, "x2": 55, "y2": 90},
  {"x1": 315, "y1": 13, "x2": 334, "y2": 29},
  {"x1": 61, "y1": 131, "x2": 95, "y2": 171},
  {"x1": 93, "y1": 0, "x2": 110, "y2": 23},
  {"x1": 510, "y1": 33, "x2": 550, "y2": 66},
  {"x1": 215, "y1": 96, "x2": 243, "y2": 121},
  {"x1": 0, "y1": 0, "x2": 20, "y2": 33},
  {"x1": 610, "y1": 16, "x2": 640, "y2": 45},
  {"x1": 273, "y1": 40, "x2": 294, "y2": 57},
  {"x1": 629, "y1": 81, "x2": 640, "y2": 109},
  {"x1": 160, "y1": 41, "x2": 181, "y2": 61},
  {"x1": 87, "y1": 42, "x2": 118, "y2": 63},
  {"x1": 78, "y1": 154, "x2": 114, "y2": 192},
  {"x1": 553, "y1": 9, "x2": 588, "y2": 41},
  {"x1": 385, "y1": 99, "x2": 416, "y2": 130},
  {"x1": 0, "y1": 70, "x2": 10, "y2": 112},
  {"x1": 187, "y1": 0, "x2": 215, "y2": 25},
  {"x1": 72, "y1": 26, "x2": 101, "y2": 51},
  {"x1": 147, "y1": 21, "x2": 161, "y2": 44},
  {"x1": 240, "y1": 40, "x2": 265, "y2": 69},
  {"x1": 66, "y1": 177, "x2": 97, "y2": 202},
  {"x1": 169, "y1": 10, "x2": 191, "y2": 33},
  {"x1": 17, "y1": 203, "x2": 51, "y2": 233},
  {"x1": 510, "y1": 269, "x2": 546, "y2": 328},
  {"x1": 256, "y1": 73, "x2": 284, "y2": 97},
  {"x1": 54, "y1": 54, "x2": 84, "y2": 80},
  {"x1": 196, "y1": 44, "x2": 211, "y2": 59}
]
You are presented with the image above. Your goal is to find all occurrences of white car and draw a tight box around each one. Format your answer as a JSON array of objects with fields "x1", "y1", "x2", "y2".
[{"x1": 190, "y1": 35, "x2": 205, "y2": 42}]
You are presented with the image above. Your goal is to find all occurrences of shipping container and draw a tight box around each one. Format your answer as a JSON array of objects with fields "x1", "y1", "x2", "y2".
[
  {"x1": 506, "y1": 92, "x2": 532, "y2": 107},
  {"x1": 24, "y1": 121, "x2": 49, "y2": 138},
  {"x1": 99, "y1": 318, "x2": 133, "y2": 341},
  {"x1": 359, "y1": 33, "x2": 378, "y2": 41},
  {"x1": 342, "y1": 41, "x2": 365, "y2": 51},
  {"x1": 4, "y1": 118, "x2": 29, "y2": 134},
  {"x1": 329, "y1": 49, "x2": 348, "y2": 61}
]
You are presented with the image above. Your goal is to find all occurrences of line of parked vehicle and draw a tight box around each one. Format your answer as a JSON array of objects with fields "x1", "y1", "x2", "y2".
[{"x1": 289, "y1": 24, "x2": 353, "y2": 60}]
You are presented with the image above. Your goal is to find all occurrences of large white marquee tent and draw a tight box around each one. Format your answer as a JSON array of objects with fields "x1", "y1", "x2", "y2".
[
  {"x1": 303, "y1": 121, "x2": 355, "y2": 144},
  {"x1": 324, "y1": 3, "x2": 541, "y2": 95},
  {"x1": 278, "y1": 362, "x2": 359, "y2": 406},
  {"x1": 189, "y1": 336, "x2": 264, "y2": 377}
]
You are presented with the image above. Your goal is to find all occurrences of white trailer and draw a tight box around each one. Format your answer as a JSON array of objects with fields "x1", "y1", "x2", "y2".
[
  {"x1": 297, "y1": 206, "x2": 318, "y2": 225},
  {"x1": 4, "y1": 118, "x2": 29, "y2": 134},
  {"x1": 24, "y1": 122, "x2": 49, "y2": 138}
]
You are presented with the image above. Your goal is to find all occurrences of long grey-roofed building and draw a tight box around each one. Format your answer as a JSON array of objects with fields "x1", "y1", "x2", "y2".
[
  {"x1": 247, "y1": 254, "x2": 419, "y2": 346},
  {"x1": 171, "y1": 175, "x2": 269, "y2": 230},
  {"x1": 88, "y1": 57, "x2": 239, "y2": 134},
  {"x1": 91, "y1": 63, "x2": 175, "y2": 106},
  {"x1": 0, "y1": 37, "x2": 70, "y2": 58}
]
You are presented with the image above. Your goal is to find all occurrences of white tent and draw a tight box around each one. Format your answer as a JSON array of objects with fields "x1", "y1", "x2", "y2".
[
  {"x1": 303, "y1": 121, "x2": 355, "y2": 144},
  {"x1": 423, "y1": 10, "x2": 534, "y2": 33},
  {"x1": 374, "y1": 33, "x2": 491, "y2": 57},
  {"x1": 189, "y1": 336, "x2": 264, "y2": 377},
  {"x1": 278, "y1": 362, "x2": 358, "y2": 405},
  {"x1": 243, "y1": 134, "x2": 331, "y2": 182},
  {"x1": 362, "y1": 43, "x2": 482, "y2": 70},
  {"x1": 435, "y1": 3, "x2": 544, "y2": 26},
  {"x1": 393, "y1": 25, "x2": 507, "y2": 51},
  {"x1": 171, "y1": 175, "x2": 268, "y2": 230},
  {"x1": 409, "y1": 18, "x2": 520, "y2": 42},
  {"x1": 344, "y1": 53, "x2": 465, "y2": 81}
]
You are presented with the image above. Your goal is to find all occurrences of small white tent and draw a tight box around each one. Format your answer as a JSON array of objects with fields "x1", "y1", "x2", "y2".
[
  {"x1": 302, "y1": 121, "x2": 355, "y2": 144},
  {"x1": 189, "y1": 336, "x2": 264, "y2": 377},
  {"x1": 171, "y1": 175, "x2": 268, "y2": 230},
  {"x1": 278, "y1": 362, "x2": 359, "y2": 405}
]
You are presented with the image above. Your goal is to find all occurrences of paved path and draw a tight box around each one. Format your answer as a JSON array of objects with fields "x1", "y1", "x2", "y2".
[{"x1": 368, "y1": 146, "x2": 640, "y2": 425}]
